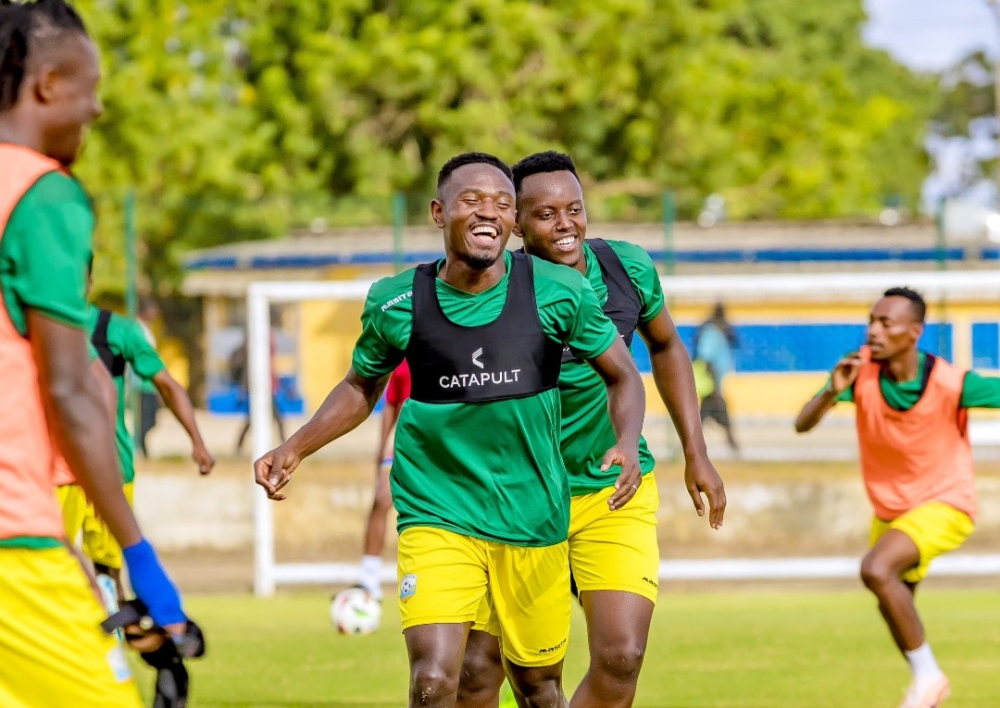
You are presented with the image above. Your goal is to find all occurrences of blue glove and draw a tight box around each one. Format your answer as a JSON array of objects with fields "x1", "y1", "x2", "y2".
[{"x1": 122, "y1": 538, "x2": 186, "y2": 628}]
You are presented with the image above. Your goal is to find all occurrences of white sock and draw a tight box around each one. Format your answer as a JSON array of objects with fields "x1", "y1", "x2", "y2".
[
  {"x1": 360, "y1": 555, "x2": 383, "y2": 599},
  {"x1": 905, "y1": 643, "x2": 943, "y2": 679}
]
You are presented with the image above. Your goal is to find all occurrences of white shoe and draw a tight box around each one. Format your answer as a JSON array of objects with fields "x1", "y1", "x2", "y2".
[{"x1": 899, "y1": 674, "x2": 950, "y2": 708}]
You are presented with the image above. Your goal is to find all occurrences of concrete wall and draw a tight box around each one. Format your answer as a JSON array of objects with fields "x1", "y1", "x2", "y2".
[{"x1": 134, "y1": 465, "x2": 1000, "y2": 560}]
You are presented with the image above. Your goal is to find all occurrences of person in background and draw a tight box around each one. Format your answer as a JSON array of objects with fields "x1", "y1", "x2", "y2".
[
  {"x1": 234, "y1": 329, "x2": 287, "y2": 455},
  {"x1": 357, "y1": 359, "x2": 410, "y2": 600},
  {"x1": 136, "y1": 298, "x2": 160, "y2": 457},
  {"x1": 694, "y1": 302, "x2": 739, "y2": 453}
]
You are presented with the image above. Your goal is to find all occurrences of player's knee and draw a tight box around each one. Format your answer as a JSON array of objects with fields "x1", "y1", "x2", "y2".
[
  {"x1": 508, "y1": 671, "x2": 563, "y2": 708},
  {"x1": 860, "y1": 556, "x2": 894, "y2": 590},
  {"x1": 457, "y1": 653, "x2": 504, "y2": 704},
  {"x1": 593, "y1": 641, "x2": 645, "y2": 686},
  {"x1": 410, "y1": 663, "x2": 460, "y2": 704}
]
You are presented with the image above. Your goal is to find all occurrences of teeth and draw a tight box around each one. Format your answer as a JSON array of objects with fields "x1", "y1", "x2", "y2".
[
  {"x1": 472, "y1": 226, "x2": 496, "y2": 237},
  {"x1": 556, "y1": 237, "x2": 574, "y2": 246}
]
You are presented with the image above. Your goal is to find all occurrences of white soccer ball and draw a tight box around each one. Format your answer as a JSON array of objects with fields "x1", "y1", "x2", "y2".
[{"x1": 329, "y1": 587, "x2": 382, "y2": 635}]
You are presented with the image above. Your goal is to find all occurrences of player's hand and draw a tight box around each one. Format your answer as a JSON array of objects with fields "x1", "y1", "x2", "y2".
[
  {"x1": 602, "y1": 444, "x2": 642, "y2": 511},
  {"x1": 684, "y1": 454, "x2": 726, "y2": 529},
  {"x1": 254, "y1": 443, "x2": 302, "y2": 501},
  {"x1": 122, "y1": 538, "x2": 187, "y2": 638},
  {"x1": 192, "y1": 445, "x2": 215, "y2": 476},
  {"x1": 831, "y1": 352, "x2": 863, "y2": 394}
]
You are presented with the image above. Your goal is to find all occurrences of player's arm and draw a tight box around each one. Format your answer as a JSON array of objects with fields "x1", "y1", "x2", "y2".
[
  {"x1": 92, "y1": 355, "x2": 118, "y2": 419},
  {"x1": 959, "y1": 370, "x2": 1000, "y2": 409},
  {"x1": 377, "y1": 397, "x2": 400, "y2": 465},
  {"x1": 639, "y1": 309, "x2": 726, "y2": 529},
  {"x1": 255, "y1": 368, "x2": 390, "y2": 501},
  {"x1": 795, "y1": 352, "x2": 862, "y2": 433},
  {"x1": 30, "y1": 312, "x2": 186, "y2": 633},
  {"x1": 151, "y1": 369, "x2": 215, "y2": 475},
  {"x1": 587, "y1": 337, "x2": 646, "y2": 510}
]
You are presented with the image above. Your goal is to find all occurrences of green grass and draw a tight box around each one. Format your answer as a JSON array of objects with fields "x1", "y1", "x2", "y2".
[{"x1": 147, "y1": 588, "x2": 1000, "y2": 708}]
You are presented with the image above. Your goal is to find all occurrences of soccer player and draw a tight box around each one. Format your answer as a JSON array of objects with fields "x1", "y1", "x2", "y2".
[
  {"x1": 255, "y1": 152, "x2": 646, "y2": 708},
  {"x1": 59, "y1": 263, "x2": 216, "y2": 603},
  {"x1": 457, "y1": 151, "x2": 727, "y2": 708},
  {"x1": 0, "y1": 1, "x2": 186, "y2": 705},
  {"x1": 358, "y1": 359, "x2": 410, "y2": 600},
  {"x1": 795, "y1": 287, "x2": 999, "y2": 708}
]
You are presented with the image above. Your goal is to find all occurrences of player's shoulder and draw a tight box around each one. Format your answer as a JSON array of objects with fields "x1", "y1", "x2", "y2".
[
  {"x1": 365, "y1": 268, "x2": 418, "y2": 315},
  {"x1": 20, "y1": 171, "x2": 89, "y2": 209},
  {"x1": 528, "y1": 253, "x2": 587, "y2": 292},
  {"x1": 601, "y1": 239, "x2": 657, "y2": 271}
]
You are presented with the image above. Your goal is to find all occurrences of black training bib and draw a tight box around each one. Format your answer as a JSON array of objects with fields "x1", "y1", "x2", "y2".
[
  {"x1": 562, "y1": 239, "x2": 643, "y2": 364},
  {"x1": 92, "y1": 309, "x2": 126, "y2": 377},
  {"x1": 407, "y1": 252, "x2": 563, "y2": 404}
]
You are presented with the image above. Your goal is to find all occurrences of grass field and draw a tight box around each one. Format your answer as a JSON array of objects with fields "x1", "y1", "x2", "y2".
[{"x1": 138, "y1": 587, "x2": 1000, "y2": 708}]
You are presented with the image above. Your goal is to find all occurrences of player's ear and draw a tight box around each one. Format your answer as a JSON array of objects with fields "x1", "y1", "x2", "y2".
[
  {"x1": 513, "y1": 215, "x2": 524, "y2": 239},
  {"x1": 430, "y1": 198, "x2": 445, "y2": 229}
]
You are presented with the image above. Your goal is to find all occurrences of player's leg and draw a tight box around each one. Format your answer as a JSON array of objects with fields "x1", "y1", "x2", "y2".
[
  {"x1": 0, "y1": 546, "x2": 142, "y2": 708},
  {"x1": 397, "y1": 526, "x2": 489, "y2": 708},
  {"x1": 861, "y1": 529, "x2": 923, "y2": 651},
  {"x1": 404, "y1": 623, "x2": 471, "y2": 708},
  {"x1": 81, "y1": 482, "x2": 134, "y2": 606},
  {"x1": 456, "y1": 600, "x2": 505, "y2": 708},
  {"x1": 862, "y1": 503, "x2": 973, "y2": 706},
  {"x1": 271, "y1": 394, "x2": 287, "y2": 443},
  {"x1": 487, "y1": 540, "x2": 572, "y2": 708},
  {"x1": 573, "y1": 593, "x2": 653, "y2": 708},
  {"x1": 568, "y1": 474, "x2": 659, "y2": 708},
  {"x1": 359, "y1": 460, "x2": 393, "y2": 599}
]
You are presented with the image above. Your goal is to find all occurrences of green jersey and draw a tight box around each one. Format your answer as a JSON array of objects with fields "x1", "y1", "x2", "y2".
[
  {"x1": 86, "y1": 307, "x2": 166, "y2": 483},
  {"x1": 0, "y1": 172, "x2": 93, "y2": 334},
  {"x1": 352, "y1": 251, "x2": 619, "y2": 546},
  {"x1": 559, "y1": 240, "x2": 663, "y2": 495},
  {"x1": 824, "y1": 351, "x2": 1000, "y2": 410},
  {"x1": 0, "y1": 171, "x2": 93, "y2": 548}
]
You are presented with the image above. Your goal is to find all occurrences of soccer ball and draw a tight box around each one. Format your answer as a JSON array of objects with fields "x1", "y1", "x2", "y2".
[{"x1": 329, "y1": 587, "x2": 382, "y2": 635}]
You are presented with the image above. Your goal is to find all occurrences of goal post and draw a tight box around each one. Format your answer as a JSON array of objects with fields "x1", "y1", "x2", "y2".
[
  {"x1": 247, "y1": 280, "x2": 375, "y2": 596},
  {"x1": 246, "y1": 268, "x2": 1000, "y2": 596}
]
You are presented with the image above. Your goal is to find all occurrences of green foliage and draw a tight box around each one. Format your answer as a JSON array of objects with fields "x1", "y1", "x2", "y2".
[
  {"x1": 74, "y1": 0, "x2": 934, "y2": 297},
  {"x1": 934, "y1": 50, "x2": 995, "y2": 137}
]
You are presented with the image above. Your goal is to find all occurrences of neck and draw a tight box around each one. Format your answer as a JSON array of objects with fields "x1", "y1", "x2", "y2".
[
  {"x1": 438, "y1": 253, "x2": 507, "y2": 294},
  {"x1": 0, "y1": 112, "x2": 44, "y2": 154},
  {"x1": 881, "y1": 347, "x2": 919, "y2": 382}
]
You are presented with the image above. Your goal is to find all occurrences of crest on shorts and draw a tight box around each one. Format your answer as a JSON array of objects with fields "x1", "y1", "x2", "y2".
[{"x1": 400, "y1": 573, "x2": 417, "y2": 601}]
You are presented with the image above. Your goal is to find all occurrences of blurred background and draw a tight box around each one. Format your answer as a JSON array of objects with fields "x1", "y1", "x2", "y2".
[{"x1": 71, "y1": 0, "x2": 1000, "y2": 585}]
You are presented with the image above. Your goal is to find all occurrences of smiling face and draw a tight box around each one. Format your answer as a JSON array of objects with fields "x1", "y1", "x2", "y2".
[
  {"x1": 516, "y1": 170, "x2": 587, "y2": 272},
  {"x1": 431, "y1": 162, "x2": 516, "y2": 270},
  {"x1": 867, "y1": 296, "x2": 923, "y2": 361}
]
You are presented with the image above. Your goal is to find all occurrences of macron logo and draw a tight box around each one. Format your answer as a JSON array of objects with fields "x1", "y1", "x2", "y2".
[{"x1": 472, "y1": 348, "x2": 484, "y2": 369}]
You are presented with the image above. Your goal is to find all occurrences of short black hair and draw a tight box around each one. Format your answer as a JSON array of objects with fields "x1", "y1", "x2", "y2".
[
  {"x1": 436, "y1": 152, "x2": 513, "y2": 192},
  {"x1": 883, "y1": 286, "x2": 926, "y2": 322},
  {"x1": 511, "y1": 151, "x2": 580, "y2": 196},
  {"x1": 0, "y1": 0, "x2": 88, "y2": 112}
]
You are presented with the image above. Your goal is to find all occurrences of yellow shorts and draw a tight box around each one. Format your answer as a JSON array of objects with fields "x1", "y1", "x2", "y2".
[
  {"x1": 474, "y1": 474, "x2": 659, "y2": 638},
  {"x1": 58, "y1": 483, "x2": 134, "y2": 570},
  {"x1": 870, "y1": 502, "x2": 974, "y2": 584},
  {"x1": 0, "y1": 547, "x2": 142, "y2": 708},
  {"x1": 568, "y1": 472, "x2": 660, "y2": 603},
  {"x1": 397, "y1": 526, "x2": 571, "y2": 667}
]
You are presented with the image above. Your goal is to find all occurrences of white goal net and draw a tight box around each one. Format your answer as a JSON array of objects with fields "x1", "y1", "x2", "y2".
[{"x1": 247, "y1": 268, "x2": 1000, "y2": 596}]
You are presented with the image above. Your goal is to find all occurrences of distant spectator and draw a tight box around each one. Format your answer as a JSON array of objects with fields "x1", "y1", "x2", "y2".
[
  {"x1": 234, "y1": 331, "x2": 287, "y2": 455},
  {"x1": 694, "y1": 302, "x2": 739, "y2": 453},
  {"x1": 136, "y1": 298, "x2": 160, "y2": 457}
]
